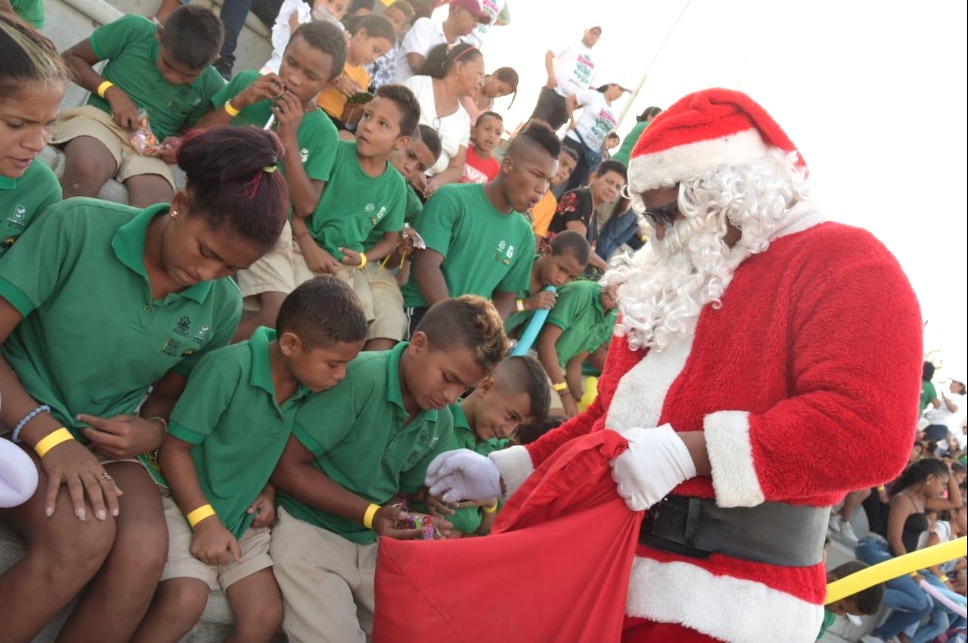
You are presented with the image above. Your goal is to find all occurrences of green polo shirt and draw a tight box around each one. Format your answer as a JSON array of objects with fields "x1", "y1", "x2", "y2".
[
  {"x1": 11, "y1": 0, "x2": 45, "y2": 27},
  {"x1": 211, "y1": 70, "x2": 338, "y2": 184},
  {"x1": 437, "y1": 403, "x2": 507, "y2": 534},
  {"x1": 279, "y1": 342, "x2": 455, "y2": 543},
  {"x1": 401, "y1": 183, "x2": 535, "y2": 307},
  {"x1": 307, "y1": 140, "x2": 406, "y2": 261},
  {"x1": 0, "y1": 160, "x2": 61, "y2": 259},
  {"x1": 167, "y1": 326, "x2": 313, "y2": 539},
  {"x1": 0, "y1": 198, "x2": 241, "y2": 436},
  {"x1": 87, "y1": 15, "x2": 225, "y2": 140},
  {"x1": 364, "y1": 182, "x2": 422, "y2": 248},
  {"x1": 544, "y1": 280, "x2": 617, "y2": 369}
]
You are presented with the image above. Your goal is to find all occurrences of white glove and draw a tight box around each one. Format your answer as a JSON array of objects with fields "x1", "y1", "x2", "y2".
[
  {"x1": 0, "y1": 438, "x2": 39, "y2": 508},
  {"x1": 609, "y1": 425, "x2": 696, "y2": 512},
  {"x1": 425, "y1": 449, "x2": 502, "y2": 504}
]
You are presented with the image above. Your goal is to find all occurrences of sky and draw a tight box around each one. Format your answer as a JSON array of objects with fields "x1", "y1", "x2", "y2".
[{"x1": 458, "y1": 0, "x2": 968, "y2": 378}]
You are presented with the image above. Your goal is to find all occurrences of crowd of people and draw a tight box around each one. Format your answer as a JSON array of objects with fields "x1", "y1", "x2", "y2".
[{"x1": 0, "y1": 0, "x2": 962, "y2": 642}]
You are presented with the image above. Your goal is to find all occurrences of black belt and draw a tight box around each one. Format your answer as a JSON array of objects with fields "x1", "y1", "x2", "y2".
[{"x1": 639, "y1": 495, "x2": 827, "y2": 567}]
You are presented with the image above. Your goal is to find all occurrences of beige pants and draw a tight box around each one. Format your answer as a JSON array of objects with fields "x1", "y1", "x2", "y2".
[{"x1": 270, "y1": 508, "x2": 378, "y2": 643}]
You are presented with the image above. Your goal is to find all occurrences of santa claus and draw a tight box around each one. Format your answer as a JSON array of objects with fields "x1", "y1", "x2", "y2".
[{"x1": 425, "y1": 88, "x2": 923, "y2": 642}]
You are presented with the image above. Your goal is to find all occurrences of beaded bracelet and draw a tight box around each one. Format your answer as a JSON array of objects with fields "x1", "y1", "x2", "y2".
[{"x1": 12, "y1": 404, "x2": 50, "y2": 444}]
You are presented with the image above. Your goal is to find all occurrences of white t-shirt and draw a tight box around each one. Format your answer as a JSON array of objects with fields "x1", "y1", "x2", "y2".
[
  {"x1": 394, "y1": 17, "x2": 455, "y2": 84},
  {"x1": 463, "y1": 0, "x2": 504, "y2": 47},
  {"x1": 553, "y1": 41, "x2": 595, "y2": 97},
  {"x1": 925, "y1": 390, "x2": 966, "y2": 430},
  {"x1": 566, "y1": 90, "x2": 617, "y2": 153},
  {"x1": 262, "y1": 0, "x2": 344, "y2": 74},
  {"x1": 404, "y1": 75, "x2": 470, "y2": 176}
]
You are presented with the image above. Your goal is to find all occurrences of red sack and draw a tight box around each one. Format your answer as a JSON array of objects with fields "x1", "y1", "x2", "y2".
[{"x1": 373, "y1": 430, "x2": 644, "y2": 643}]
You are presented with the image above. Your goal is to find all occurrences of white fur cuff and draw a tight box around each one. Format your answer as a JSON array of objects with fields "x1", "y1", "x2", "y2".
[
  {"x1": 703, "y1": 410, "x2": 765, "y2": 507},
  {"x1": 489, "y1": 445, "x2": 534, "y2": 497}
]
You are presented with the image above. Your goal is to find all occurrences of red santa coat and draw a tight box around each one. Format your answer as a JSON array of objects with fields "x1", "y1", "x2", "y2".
[{"x1": 491, "y1": 213, "x2": 923, "y2": 642}]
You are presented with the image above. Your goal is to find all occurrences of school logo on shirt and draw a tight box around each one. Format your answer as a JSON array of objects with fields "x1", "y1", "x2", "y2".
[
  {"x1": 174, "y1": 316, "x2": 192, "y2": 337},
  {"x1": 161, "y1": 337, "x2": 182, "y2": 358},
  {"x1": 193, "y1": 325, "x2": 210, "y2": 344},
  {"x1": 300, "y1": 148, "x2": 309, "y2": 163},
  {"x1": 405, "y1": 430, "x2": 440, "y2": 468},
  {"x1": 369, "y1": 206, "x2": 388, "y2": 226},
  {"x1": 5, "y1": 204, "x2": 26, "y2": 231},
  {"x1": 492, "y1": 240, "x2": 515, "y2": 265}
]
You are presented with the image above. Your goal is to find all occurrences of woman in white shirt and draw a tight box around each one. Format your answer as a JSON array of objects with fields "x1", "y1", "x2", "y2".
[
  {"x1": 405, "y1": 42, "x2": 484, "y2": 196},
  {"x1": 562, "y1": 81, "x2": 628, "y2": 191}
]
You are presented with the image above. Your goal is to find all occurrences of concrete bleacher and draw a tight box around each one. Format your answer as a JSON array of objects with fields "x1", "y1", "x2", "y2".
[{"x1": 1, "y1": 1, "x2": 278, "y2": 640}]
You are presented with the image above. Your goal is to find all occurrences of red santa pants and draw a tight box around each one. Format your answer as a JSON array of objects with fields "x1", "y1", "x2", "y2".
[{"x1": 623, "y1": 617, "x2": 725, "y2": 642}]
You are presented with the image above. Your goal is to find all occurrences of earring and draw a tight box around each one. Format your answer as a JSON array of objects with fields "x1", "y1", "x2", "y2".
[{"x1": 170, "y1": 209, "x2": 178, "y2": 219}]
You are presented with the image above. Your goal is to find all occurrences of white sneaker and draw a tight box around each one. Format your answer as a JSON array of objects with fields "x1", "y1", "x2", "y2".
[
  {"x1": 840, "y1": 521, "x2": 859, "y2": 545},
  {"x1": 829, "y1": 513, "x2": 844, "y2": 532}
]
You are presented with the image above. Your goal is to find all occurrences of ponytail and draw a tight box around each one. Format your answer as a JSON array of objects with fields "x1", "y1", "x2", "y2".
[
  {"x1": 0, "y1": 13, "x2": 71, "y2": 99},
  {"x1": 176, "y1": 127, "x2": 289, "y2": 253}
]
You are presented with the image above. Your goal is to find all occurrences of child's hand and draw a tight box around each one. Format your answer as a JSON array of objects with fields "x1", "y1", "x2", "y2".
[
  {"x1": 372, "y1": 504, "x2": 422, "y2": 539},
  {"x1": 77, "y1": 413, "x2": 166, "y2": 459},
  {"x1": 423, "y1": 176, "x2": 445, "y2": 199},
  {"x1": 337, "y1": 247, "x2": 365, "y2": 268},
  {"x1": 525, "y1": 290, "x2": 557, "y2": 311},
  {"x1": 273, "y1": 91, "x2": 305, "y2": 141},
  {"x1": 190, "y1": 518, "x2": 242, "y2": 566},
  {"x1": 426, "y1": 494, "x2": 456, "y2": 516},
  {"x1": 409, "y1": 173, "x2": 428, "y2": 194},
  {"x1": 238, "y1": 73, "x2": 286, "y2": 108},
  {"x1": 104, "y1": 86, "x2": 141, "y2": 131},
  {"x1": 156, "y1": 136, "x2": 182, "y2": 164},
  {"x1": 247, "y1": 485, "x2": 276, "y2": 528},
  {"x1": 299, "y1": 241, "x2": 340, "y2": 275},
  {"x1": 333, "y1": 75, "x2": 362, "y2": 98}
]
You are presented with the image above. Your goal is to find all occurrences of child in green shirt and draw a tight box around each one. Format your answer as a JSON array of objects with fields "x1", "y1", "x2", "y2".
[
  {"x1": 505, "y1": 230, "x2": 591, "y2": 336},
  {"x1": 0, "y1": 16, "x2": 67, "y2": 258},
  {"x1": 536, "y1": 280, "x2": 618, "y2": 418},
  {"x1": 54, "y1": 7, "x2": 225, "y2": 208},
  {"x1": 131, "y1": 277, "x2": 367, "y2": 643},
  {"x1": 196, "y1": 21, "x2": 349, "y2": 341},
  {"x1": 401, "y1": 120, "x2": 562, "y2": 335},
  {"x1": 424, "y1": 355, "x2": 551, "y2": 536},
  {"x1": 269, "y1": 295, "x2": 508, "y2": 643},
  {"x1": 817, "y1": 561, "x2": 884, "y2": 640}
]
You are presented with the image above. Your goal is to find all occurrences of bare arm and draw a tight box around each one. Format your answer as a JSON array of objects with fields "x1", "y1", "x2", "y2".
[
  {"x1": 564, "y1": 220, "x2": 588, "y2": 237},
  {"x1": 565, "y1": 353, "x2": 586, "y2": 399},
  {"x1": 564, "y1": 93, "x2": 579, "y2": 129},
  {"x1": 406, "y1": 52, "x2": 427, "y2": 75},
  {"x1": 544, "y1": 50, "x2": 557, "y2": 88},
  {"x1": 62, "y1": 39, "x2": 140, "y2": 130},
  {"x1": 159, "y1": 435, "x2": 211, "y2": 520},
  {"x1": 926, "y1": 473, "x2": 963, "y2": 512},
  {"x1": 425, "y1": 146, "x2": 467, "y2": 195},
  {"x1": 365, "y1": 231, "x2": 400, "y2": 262},
  {"x1": 411, "y1": 248, "x2": 449, "y2": 307},
  {"x1": 491, "y1": 290, "x2": 517, "y2": 320}
]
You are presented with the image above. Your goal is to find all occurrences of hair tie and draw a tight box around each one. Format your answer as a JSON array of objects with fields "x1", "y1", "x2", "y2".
[
  {"x1": 451, "y1": 45, "x2": 478, "y2": 62},
  {"x1": 263, "y1": 164, "x2": 278, "y2": 174}
]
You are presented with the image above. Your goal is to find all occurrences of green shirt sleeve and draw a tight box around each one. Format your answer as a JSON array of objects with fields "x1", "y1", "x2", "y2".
[
  {"x1": 168, "y1": 351, "x2": 240, "y2": 445},
  {"x1": 495, "y1": 225, "x2": 535, "y2": 293},
  {"x1": 292, "y1": 385, "x2": 363, "y2": 457},
  {"x1": 545, "y1": 284, "x2": 588, "y2": 334},
  {"x1": 186, "y1": 68, "x2": 227, "y2": 125},
  {"x1": 413, "y1": 187, "x2": 462, "y2": 259},
  {"x1": 302, "y1": 116, "x2": 339, "y2": 183},
  {"x1": 89, "y1": 14, "x2": 151, "y2": 62},
  {"x1": 0, "y1": 202, "x2": 78, "y2": 317},
  {"x1": 403, "y1": 185, "x2": 423, "y2": 225},
  {"x1": 211, "y1": 70, "x2": 256, "y2": 113}
]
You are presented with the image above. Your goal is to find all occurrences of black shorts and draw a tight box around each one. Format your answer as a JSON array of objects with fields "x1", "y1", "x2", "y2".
[
  {"x1": 404, "y1": 306, "x2": 430, "y2": 340},
  {"x1": 529, "y1": 87, "x2": 568, "y2": 130}
]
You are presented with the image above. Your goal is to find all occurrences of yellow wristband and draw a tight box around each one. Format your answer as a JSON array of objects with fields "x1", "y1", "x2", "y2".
[
  {"x1": 33, "y1": 427, "x2": 75, "y2": 458},
  {"x1": 516, "y1": 298, "x2": 526, "y2": 312},
  {"x1": 96, "y1": 80, "x2": 114, "y2": 98},
  {"x1": 358, "y1": 253, "x2": 368, "y2": 269},
  {"x1": 482, "y1": 502, "x2": 498, "y2": 514},
  {"x1": 224, "y1": 101, "x2": 241, "y2": 117},
  {"x1": 186, "y1": 504, "x2": 217, "y2": 529},
  {"x1": 552, "y1": 381, "x2": 569, "y2": 392},
  {"x1": 362, "y1": 503, "x2": 380, "y2": 529}
]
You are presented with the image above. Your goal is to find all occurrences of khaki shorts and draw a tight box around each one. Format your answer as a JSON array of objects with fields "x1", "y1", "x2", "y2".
[
  {"x1": 49, "y1": 105, "x2": 176, "y2": 188},
  {"x1": 238, "y1": 226, "x2": 375, "y2": 324},
  {"x1": 364, "y1": 262, "x2": 406, "y2": 342},
  {"x1": 159, "y1": 495, "x2": 273, "y2": 591}
]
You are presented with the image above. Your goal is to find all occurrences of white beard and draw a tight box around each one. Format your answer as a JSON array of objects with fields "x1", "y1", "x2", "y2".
[{"x1": 604, "y1": 212, "x2": 745, "y2": 352}]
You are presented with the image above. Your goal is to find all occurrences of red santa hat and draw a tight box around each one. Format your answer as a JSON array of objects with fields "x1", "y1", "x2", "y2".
[{"x1": 627, "y1": 88, "x2": 807, "y2": 194}]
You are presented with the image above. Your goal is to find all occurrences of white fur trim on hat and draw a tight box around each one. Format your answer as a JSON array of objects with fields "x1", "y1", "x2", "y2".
[
  {"x1": 703, "y1": 410, "x2": 766, "y2": 507},
  {"x1": 627, "y1": 556, "x2": 823, "y2": 643},
  {"x1": 489, "y1": 445, "x2": 534, "y2": 497},
  {"x1": 628, "y1": 128, "x2": 769, "y2": 194}
]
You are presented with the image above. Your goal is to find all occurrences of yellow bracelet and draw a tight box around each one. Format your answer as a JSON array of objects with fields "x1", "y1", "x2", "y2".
[
  {"x1": 362, "y1": 503, "x2": 380, "y2": 529},
  {"x1": 224, "y1": 101, "x2": 241, "y2": 117},
  {"x1": 33, "y1": 427, "x2": 75, "y2": 458},
  {"x1": 96, "y1": 80, "x2": 114, "y2": 98},
  {"x1": 358, "y1": 253, "x2": 368, "y2": 269},
  {"x1": 552, "y1": 381, "x2": 569, "y2": 392},
  {"x1": 186, "y1": 504, "x2": 217, "y2": 529},
  {"x1": 482, "y1": 502, "x2": 498, "y2": 514}
]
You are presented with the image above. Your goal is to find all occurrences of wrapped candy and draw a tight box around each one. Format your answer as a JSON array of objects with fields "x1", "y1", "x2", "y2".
[
  {"x1": 390, "y1": 499, "x2": 440, "y2": 540},
  {"x1": 128, "y1": 109, "x2": 161, "y2": 156}
]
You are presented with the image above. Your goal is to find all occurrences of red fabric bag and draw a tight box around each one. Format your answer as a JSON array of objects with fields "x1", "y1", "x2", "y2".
[{"x1": 372, "y1": 430, "x2": 644, "y2": 643}]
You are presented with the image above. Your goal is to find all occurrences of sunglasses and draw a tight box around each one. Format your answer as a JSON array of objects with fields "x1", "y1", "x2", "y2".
[{"x1": 642, "y1": 200, "x2": 680, "y2": 229}]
